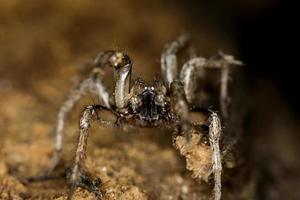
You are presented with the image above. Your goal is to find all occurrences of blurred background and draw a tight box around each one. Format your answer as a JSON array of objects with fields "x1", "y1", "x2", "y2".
[{"x1": 0, "y1": 0, "x2": 298, "y2": 199}]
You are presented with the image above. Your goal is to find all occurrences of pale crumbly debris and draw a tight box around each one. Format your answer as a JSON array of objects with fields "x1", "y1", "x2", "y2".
[
  {"x1": 174, "y1": 133, "x2": 213, "y2": 182},
  {"x1": 175, "y1": 112, "x2": 223, "y2": 200}
]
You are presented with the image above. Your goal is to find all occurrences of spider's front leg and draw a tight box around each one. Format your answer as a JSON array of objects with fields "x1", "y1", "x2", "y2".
[
  {"x1": 44, "y1": 51, "x2": 132, "y2": 177},
  {"x1": 67, "y1": 51, "x2": 132, "y2": 199},
  {"x1": 161, "y1": 34, "x2": 189, "y2": 89},
  {"x1": 67, "y1": 105, "x2": 117, "y2": 200}
]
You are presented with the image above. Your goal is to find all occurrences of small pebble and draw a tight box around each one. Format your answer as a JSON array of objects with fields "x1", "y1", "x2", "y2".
[
  {"x1": 175, "y1": 175, "x2": 183, "y2": 184},
  {"x1": 182, "y1": 185, "x2": 189, "y2": 194}
]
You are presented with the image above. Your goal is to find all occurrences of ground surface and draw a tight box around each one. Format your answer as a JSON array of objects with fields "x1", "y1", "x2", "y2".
[
  {"x1": 0, "y1": 89, "x2": 211, "y2": 200},
  {"x1": 1, "y1": 1, "x2": 300, "y2": 200}
]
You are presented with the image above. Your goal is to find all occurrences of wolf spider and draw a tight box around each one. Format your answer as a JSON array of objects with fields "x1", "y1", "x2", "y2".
[{"x1": 33, "y1": 34, "x2": 242, "y2": 200}]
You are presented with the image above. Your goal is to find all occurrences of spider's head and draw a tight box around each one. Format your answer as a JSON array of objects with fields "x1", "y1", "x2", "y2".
[{"x1": 129, "y1": 79, "x2": 169, "y2": 122}]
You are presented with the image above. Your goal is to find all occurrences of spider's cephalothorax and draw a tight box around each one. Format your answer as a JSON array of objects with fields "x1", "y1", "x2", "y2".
[
  {"x1": 34, "y1": 34, "x2": 242, "y2": 200},
  {"x1": 127, "y1": 79, "x2": 170, "y2": 125}
]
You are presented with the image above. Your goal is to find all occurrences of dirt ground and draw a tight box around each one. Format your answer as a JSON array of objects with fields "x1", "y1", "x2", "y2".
[{"x1": 1, "y1": 1, "x2": 300, "y2": 200}]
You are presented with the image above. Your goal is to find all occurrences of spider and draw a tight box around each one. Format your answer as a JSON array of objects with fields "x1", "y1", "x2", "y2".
[{"x1": 35, "y1": 34, "x2": 242, "y2": 200}]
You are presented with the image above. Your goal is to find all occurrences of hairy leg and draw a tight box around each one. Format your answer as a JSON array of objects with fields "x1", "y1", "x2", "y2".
[
  {"x1": 45, "y1": 76, "x2": 110, "y2": 176},
  {"x1": 180, "y1": 57, "x2": 206, "y2": 104},
  {"x1": 43, "y1": 50, "x2": 132, "y2": 177},
  {"x1": 161, "y1": 34, "x2": 189, "y2": 89},
  {"x1": 216, "y1": 51, "x2": 242, "y2": 118},
  {"x1": 67, "y1": 105, "x2": 116, "y2": 199},
  {"x1": 170, "y1": 80, "x2": 191, "y2": 141},
  {"x1": 179, "y1": 52, "x2": 242, "y2": 118},
  {"x1": 182, "y1": 110, "x2": 223, "y2": 200},
  {"x1": 208, "y1": 112, "x2": 222, "y2": 200}
]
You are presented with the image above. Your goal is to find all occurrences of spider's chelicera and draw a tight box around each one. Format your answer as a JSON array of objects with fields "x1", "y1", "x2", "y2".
[
  {"x1": 130, "y1": 84, "x2": 168, "y2": 122},
  {"x1": 31, "y1": 35, "x2": 242, "y2": 200}
]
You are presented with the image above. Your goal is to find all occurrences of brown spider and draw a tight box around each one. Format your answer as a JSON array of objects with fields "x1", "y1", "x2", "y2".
[{"x1": 32, "y1": 34, "x2": 242, "y2": 200}]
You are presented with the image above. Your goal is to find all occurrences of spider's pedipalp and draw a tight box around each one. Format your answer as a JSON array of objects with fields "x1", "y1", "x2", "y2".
[
  {"x1": 161, "y1": 34, "x2": 189, "y2": 89},
  {"x1": 90, "y1": 50, "x2": 133, "y2": 109},
  {"x1": 44, "y1": 51, "x2": 134, "y2": 177},
  {"x1": 113, "y1": 54, "x2": 132, "y2": 109}
]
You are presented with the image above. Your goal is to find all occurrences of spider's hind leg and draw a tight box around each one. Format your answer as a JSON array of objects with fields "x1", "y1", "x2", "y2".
[
  {"x1": 216, "y1": 51, "x2": 243, "y2": 118},
  {"x1": 179, "y1": 52, "x2": 242, "y2": 118}
]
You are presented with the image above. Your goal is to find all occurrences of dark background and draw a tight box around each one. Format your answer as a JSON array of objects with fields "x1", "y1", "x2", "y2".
[
  {"x1": 177, "y1": 0, "x2": 298, "y2": 116},
  {"x1": 233, "y1": 0, "x2": 298, "y2": 115}
]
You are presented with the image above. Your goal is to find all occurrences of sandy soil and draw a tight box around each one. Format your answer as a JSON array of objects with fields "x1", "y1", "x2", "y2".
[{"x1": 0, "y1": 82, "x2": 214, "y2": 200}]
